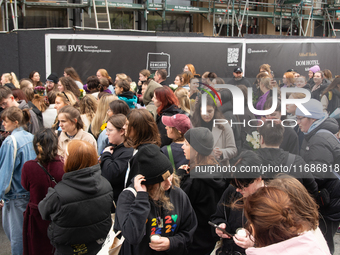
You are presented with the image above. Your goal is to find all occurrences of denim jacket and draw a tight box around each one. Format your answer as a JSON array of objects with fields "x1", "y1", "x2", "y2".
[{"x1": 0, "y1": 127, "x2": 36, "y2": 200}]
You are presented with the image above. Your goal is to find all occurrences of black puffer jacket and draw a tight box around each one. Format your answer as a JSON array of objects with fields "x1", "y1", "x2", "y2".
[
  {"x1": 38, "y1": 164, "x2": 113, "y2": 254},
  {"x1": 300, "y1": 117, "x2": 340, "y2": 221}
]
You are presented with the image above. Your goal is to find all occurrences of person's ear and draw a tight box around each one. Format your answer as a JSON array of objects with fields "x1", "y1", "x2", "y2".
[{"x1": 74, "y1": 118, "x2": 77, "y2": 124}]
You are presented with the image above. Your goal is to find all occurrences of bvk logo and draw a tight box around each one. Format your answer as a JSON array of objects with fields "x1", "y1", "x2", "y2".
[{"x1": 68, "y1": 45, "x2": 83, "y2": 52}]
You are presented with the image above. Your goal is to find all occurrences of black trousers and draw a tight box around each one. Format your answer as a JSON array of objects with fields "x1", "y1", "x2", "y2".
[{"x1": 319, "y1": 217, "x2": 340, "y2": 255}]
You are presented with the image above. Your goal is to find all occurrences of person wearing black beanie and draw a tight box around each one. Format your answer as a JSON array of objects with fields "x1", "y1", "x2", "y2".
[
  {"x1": 114, "y1": 144, "x2": 198, "y2": 255},
  {"x1": 178, "y1": 127, "x2": 228, "y2": 255}
]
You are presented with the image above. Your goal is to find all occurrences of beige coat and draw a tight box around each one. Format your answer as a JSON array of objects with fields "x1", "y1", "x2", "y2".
[
  {"x1": 212, "y1": 124, "x2": 237, "y2": 161},
  {"x1": 58, "y1": 129, "x2": 97, "y2": 156},
  {"x1": 143, "y1": 80, "x2": 162, "y2": 106}
]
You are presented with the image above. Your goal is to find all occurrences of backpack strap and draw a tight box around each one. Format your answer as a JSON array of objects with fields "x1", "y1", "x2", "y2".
[
  {"x1": 285, "y1": 153, "x2": 296, "y2": 167},
  {"x1": 167, "y1": 145, "x2": 176, "y2": 172}
]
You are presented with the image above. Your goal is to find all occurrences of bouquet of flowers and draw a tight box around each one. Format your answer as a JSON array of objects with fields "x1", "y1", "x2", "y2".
[
  {"x1": 130, "y1": 82, "x2": 137, "y2": 92},
  {"x1": 35, "y1": 86, "x2": 45, "y2": 96},
  {"x1": 79, "y1": 89, "x2": 86, "y2": 99},
  {"x1": 246, "y1": 131, "x2": 260, "y2": 150},
  {"x1": 169, "y1": 84, "x2": 178, "y2": 92}
]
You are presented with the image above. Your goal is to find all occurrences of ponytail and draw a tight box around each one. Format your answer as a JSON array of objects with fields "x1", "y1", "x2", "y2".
[{"x1": 10, "y1": 72, "x2": 20, "y2": 88}]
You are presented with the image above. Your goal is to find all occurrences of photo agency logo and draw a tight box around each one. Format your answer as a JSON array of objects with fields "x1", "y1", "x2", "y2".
[{"x1": 199, "y1": 84, "x2": 312, "y2": 128}]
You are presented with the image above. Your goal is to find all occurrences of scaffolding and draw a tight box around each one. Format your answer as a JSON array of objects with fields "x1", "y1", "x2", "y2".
[{"x1": 1, "y1": 0, "x2": 340, "y2": 37}]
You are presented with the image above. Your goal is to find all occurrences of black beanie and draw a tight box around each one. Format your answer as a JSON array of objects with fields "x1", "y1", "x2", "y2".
[
  {"x1": 184, "y1": 127, "x2": 214, "y2": 156},
  {"x1": 136, "y1": 144, "x2": 173, "y2": 185},
  {"x1": 46, "y1": 73, "x2": 59, "y2": 84}
]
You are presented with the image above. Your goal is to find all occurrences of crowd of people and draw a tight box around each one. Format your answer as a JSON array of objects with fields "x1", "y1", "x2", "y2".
[{"x1": 0, "y1": 62, "x2": 339, "y2": 255}]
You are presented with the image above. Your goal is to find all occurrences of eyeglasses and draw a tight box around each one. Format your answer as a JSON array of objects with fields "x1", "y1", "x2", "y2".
[
  {"x1": 106, "y1": 128, "x2": 114, "y2": 134},
  {"x1": 296, "y1": 116, "x2": 306, "y2": 121}
]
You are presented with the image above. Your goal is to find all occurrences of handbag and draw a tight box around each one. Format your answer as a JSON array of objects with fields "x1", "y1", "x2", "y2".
[
  {"x1": 5, "y1": 135, "x2": 17, "y2": 194},
  {"x1": 37, "y1": 162, "x2": 57, "y2": 185}
]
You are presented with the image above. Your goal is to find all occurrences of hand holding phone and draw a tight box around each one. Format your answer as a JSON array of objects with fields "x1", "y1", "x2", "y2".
[{"x1": 208, "y1": 221, "x2": 234, "y2": 238}]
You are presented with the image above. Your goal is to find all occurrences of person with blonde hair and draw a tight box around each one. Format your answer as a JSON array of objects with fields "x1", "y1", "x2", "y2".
[
  {"x1": 1, "y1": 72, "x2": 20, "y2": 88},
  {"x1": 114, "y1": 144, "x2": 197, "y2": 255},
  {"x1": 89, "y1": 94, "x2": 117, "y2": 139},
  {"x1": 79, "y1": 94, "x2": 98, "y2": 132},
  {"x1": 115, "y1": 73, "x2": 128, "y2": 83},
  {"x1": 96, "y1": 68, "x2": 114, "y2": 93},
  {"x1": 38, "y1": 140, "x2": 113, "y2": 255},
  {"x1": 174, "y1": 87, "x2": 190, "y2": 115}
]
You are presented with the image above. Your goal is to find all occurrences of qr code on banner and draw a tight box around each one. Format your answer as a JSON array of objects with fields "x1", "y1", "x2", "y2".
[{"x1": 227, "y1": 48, "x2": 239, "y2": 63}]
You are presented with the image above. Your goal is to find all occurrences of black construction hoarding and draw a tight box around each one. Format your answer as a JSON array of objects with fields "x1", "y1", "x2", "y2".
[
  {"x1": 46, "y1": 34, "x2": 243, "y2": 83},
  {"x1": 245, "y1": 39, "x2": 340, "y2": 80}
]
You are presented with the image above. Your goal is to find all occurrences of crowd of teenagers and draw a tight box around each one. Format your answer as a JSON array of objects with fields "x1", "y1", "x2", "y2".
[{"x1": 0, "y1": 62, "x2": 339, "y2": 255}]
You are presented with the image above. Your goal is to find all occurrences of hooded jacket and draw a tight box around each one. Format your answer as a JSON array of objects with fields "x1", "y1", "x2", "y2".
[
  {"x1": 177, "y1": 167, "x2": 228, "y2": 255},
  {"x1": 246, "y1": 231, "x2": 330, "y2": 255},
  {"x1": 118, "y1": 91, "x2": 138, "y2": 109},
  {"x1": 38, "y1": 164, "x2": 113, "y2": 254},
  {"x1": 300, "y1": 117, "x2": 340, "y2": 221}
]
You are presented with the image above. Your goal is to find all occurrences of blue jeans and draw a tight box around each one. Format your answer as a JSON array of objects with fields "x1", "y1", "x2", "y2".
[{"x1": 2, "y1": 194, "x2": 29, "y2": 255}]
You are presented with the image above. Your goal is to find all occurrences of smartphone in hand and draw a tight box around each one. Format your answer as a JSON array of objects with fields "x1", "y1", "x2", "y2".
[{"x1": 208, "y1": 221, "x2": 234, "y2": 238}]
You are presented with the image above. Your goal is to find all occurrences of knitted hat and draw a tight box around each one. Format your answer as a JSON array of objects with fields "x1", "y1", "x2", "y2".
[
  {"x1": 136, "y1": 144, "x2": 173, "y2": 185},
  {"x1": 309, "y1": 65, "x2": 320, "y2": 74},
  {"x1": 184, "y1": 127, "x2": 214, "y2": 156},
  {"x1": 295, "y1": 99, "x2": 327, "y2": 120},
  {"x1": 46, "y1": 73, "x2": 59, "y2": 84},
  {"x1": 162, "y1": 114, "x2": 191, "y2": 134}
]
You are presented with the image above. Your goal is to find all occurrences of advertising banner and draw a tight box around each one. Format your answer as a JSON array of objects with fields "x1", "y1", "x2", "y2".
[
  {"x1": 245, "y1": 39, "x2": 340, "y2": 81},
  {"x1": 46, "y1": 34, "x2": 243, "y2": 83}
]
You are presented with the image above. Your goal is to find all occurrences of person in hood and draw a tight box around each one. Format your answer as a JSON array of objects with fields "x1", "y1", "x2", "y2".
[
  {"x1": 114, "y1": 144, "x2": 197, "y2": 255},
  {"x1": 321, "y1": 77, "x2": 340, "y2": 115},
  {"x1": 0, "y1": 86, "x2": 40, "y2": 134},
  {"x1": 179, "y1": 127, "x2": 228, "y2": 255},
  {"x1": 38, "y1": 140, "x2": 113, "y2": 255},
  {"x1": 115, "y1": 79, "x2": 138, "y2": 109},
  {"x1": 152, "y1": 86, "x2": 185, "y2": 147},
  {"x1": 297, "y1": 99, "x2": 340, "y2": 254},
  {"x1": 243, "y1": 187, "x2": 330, "y2": 255}
]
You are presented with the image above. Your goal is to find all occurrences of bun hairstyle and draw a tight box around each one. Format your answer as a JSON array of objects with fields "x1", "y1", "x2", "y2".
[
  {"x1": 243, "y1": 186, "x2": 309, "y2": 248},
  {"x1": 1, "y1": 106, "x2": 31, "y2": 128},
  {"x1": 33, "y1": 128, "x2": 59, "y2": 164}
]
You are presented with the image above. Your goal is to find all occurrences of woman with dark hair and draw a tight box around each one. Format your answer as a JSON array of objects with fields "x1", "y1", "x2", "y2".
[
  {"x1": 58, "y1": 76, "x2": 81, "y2": 98},
  {"x1": 321, "y1": 77, "x2": 340, "y2": 114},
  {"x1": 29, "y1": 70, "x2": 43, "y2": 88},
  {"x1": 179, "y1": 127, "x2": 227, "y2": 255},
  {"x1": 97, "y1": 100, "x2": 130, "y2": 154},
  {"x1": 210, "y1": 150, "x2": 264, "y2": 255},
  {"x1": 64, "y1": 67, "x2": 83, "y2": 90},
  {"x1": 85, "y1": 75, "x2": 100, "y2": 98},
  {"x1": 114, "y1": 144, "x2": 197, "y2": 255},
  {"x1": 243, "y1": 187, "x2": 330, "y2": 255},
  {"x1": 152, "y1": 86, "x2": 183, "y2": 147},
  {"x1": 57, "y1": 105, "x2": 97, "y2": 156},
  {"x1": 115, "y1": 79, "x2": 138, "y2": 109},
  {"x1": 192, "y1": 96, "x2": 237, "y2": 163},
  {"x1": 124, "y1": 108, "x2": 161, "y2": 187},
  {"x1": 0, "y1": 107, "x2": 36, "y2": 255},
  {"x1": 100, "y1": 114, "x2": 133, "y2": 210},
  {"x1": 38, "y1": 140, "x2": 113, "y2": 255},
  {"x1": 21, "y1": 128, "x2": 64, "y2": 255}
]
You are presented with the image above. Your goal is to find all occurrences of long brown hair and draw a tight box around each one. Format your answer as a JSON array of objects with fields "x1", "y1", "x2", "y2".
[
  {"x1": 59, "y1": 77, "x2": 81, "y2": 98},
  {"x1": 58, "y1": 105, "x2": 84, "y2": 131},
  {"x1": 64, "y1": 67, "x2": 82, "y2": 83},
  {"x1": 64, "y1": 140, "x2": 98, "y2": 172},
  {"x1": 322, "y1": 77, "x2": 340, "y2": 97},
  {"x1": 125, "y1": 109, "x2": 161, "y2": 149},
  {"x1": 244, "y1": 186, "x2": 311, "y2": 248}
]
